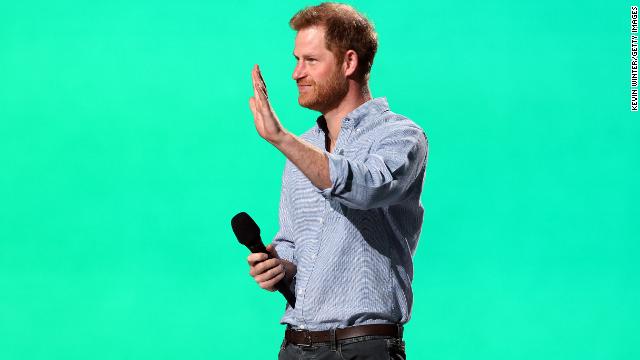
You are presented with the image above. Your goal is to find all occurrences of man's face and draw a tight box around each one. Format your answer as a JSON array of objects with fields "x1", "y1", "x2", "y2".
[{"x1": 292, "y1": 26, "x2": 349, "y2": 113}]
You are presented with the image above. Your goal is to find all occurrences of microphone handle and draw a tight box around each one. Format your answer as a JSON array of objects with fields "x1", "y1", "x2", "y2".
[
  {"x1": 248, "y1": 243, "x2": 267, "y2": 253},
  {"x1": 248, "y1": 243, "x2": 296, "y2": 308}
]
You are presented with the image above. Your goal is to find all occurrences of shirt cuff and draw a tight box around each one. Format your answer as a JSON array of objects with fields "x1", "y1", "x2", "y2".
[{"x1": 316, "y1": 150, "x2": 347, "y2": 200}]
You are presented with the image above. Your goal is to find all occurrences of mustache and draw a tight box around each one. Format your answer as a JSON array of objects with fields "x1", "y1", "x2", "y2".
[{"x1": 296, "y1": 81, "x2": 315, "y2": 86}]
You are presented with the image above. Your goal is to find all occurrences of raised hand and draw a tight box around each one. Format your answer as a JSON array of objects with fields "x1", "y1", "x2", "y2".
[{"x1": 249, "y1": 64, "x2": 288, "y2": 145}]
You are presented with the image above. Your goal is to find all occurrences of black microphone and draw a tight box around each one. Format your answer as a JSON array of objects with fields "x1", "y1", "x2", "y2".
[{"x1": 231, "y1": 212, "x2": 296, "y2": 308}]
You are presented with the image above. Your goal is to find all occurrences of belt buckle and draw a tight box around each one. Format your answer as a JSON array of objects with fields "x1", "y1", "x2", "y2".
[{"x1": 300, "y1": 330, "x2": 313, "y2": 347}]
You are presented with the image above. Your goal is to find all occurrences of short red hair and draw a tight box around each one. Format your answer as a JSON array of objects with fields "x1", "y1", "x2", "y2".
[{"x1": 289, "y1": 2, "x2": 378, "y2": 82}]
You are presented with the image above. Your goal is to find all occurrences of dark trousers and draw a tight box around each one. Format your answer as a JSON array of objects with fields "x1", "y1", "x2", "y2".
[{"x1": 278, "y1": 335, "x2": 406, "y2": 360}]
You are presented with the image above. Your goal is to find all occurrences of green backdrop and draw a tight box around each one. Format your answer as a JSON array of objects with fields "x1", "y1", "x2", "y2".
[{"x1": 1, "y1": 1, "x2": 638, "y2": 359}]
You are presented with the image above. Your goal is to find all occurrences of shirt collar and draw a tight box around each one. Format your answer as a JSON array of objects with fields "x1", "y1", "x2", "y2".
[{"x1": 315, "y1": 97, "x2": 390, "y2": 134}]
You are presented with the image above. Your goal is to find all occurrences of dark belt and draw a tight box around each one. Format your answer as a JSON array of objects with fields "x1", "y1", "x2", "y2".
[{"x1": 285, "y1": 324, "x2": 403, "y2": 346}]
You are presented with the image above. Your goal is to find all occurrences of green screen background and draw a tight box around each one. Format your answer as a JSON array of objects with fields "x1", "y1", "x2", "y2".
[{"x1": 1, "y1": 1, "x2": 638, "y2": 359}]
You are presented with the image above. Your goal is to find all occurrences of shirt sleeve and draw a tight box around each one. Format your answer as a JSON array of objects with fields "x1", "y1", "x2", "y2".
[
  {"x1": 317, "y1": 125, "x2": 428, "y2": 210},
  {"x1": 271, "y1": 162, "x2": 297, "y2": 265}
]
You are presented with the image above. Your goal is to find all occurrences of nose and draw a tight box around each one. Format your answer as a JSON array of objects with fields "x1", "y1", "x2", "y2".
[{"x1": 292, "y1": 61, "x2": 306, "y2": 81}]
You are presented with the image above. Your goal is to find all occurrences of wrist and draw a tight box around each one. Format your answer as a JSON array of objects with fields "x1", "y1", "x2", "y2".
[
  {"x1": 271, "y1": 129, "x2": 293, "y2": 149},
  {"x1": 282, "y1": 260, "x2": 297, "y2": 282}
]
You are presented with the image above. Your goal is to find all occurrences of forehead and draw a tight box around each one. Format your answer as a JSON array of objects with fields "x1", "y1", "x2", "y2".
[{"x1": 293, "y1": 26, "x2": 332, "y2": 55}]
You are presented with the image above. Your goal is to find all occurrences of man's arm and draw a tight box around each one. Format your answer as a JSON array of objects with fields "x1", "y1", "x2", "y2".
[
  {"x1": 249, "y1": 64, "x2": 427, "y2": 210},
  {"x1": 318, "y1": 127, "x2": 428, "y2": 209},
  {"x1": 249, "y1": 64, "x2": 332, "y2": 190},
  {"x1": 274, "y1": 133, "x2": 332, "y2": 189}
]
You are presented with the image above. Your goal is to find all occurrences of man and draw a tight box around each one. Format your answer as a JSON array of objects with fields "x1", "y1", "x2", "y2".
[{"x1": 247, "y1": 3, "x2": 428, "y2": 359}]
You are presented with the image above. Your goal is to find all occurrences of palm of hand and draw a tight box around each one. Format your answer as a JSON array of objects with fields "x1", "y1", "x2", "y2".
[{"x1": 249, "y1": 64, "x2": 286, "y2": 144}]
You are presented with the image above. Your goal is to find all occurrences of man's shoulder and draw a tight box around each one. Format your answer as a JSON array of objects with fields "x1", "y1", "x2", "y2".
[{"x1": 369, "y1": 109, "x2": 427, "y2": 144}]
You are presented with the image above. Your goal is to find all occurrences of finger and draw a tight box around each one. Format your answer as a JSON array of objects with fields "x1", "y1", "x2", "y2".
[
  {"x1": 255, "y1": 263, "x2": 283, "y2": 283},
  {"x1": 253, "y1": 258, "x2": 280, "y2": 277},
  {"x1": 257, "y1": 65, "x2": 269, "y2": 98},
  {"x1": 248, "y1": 252, "x2": 268, "y2": 263},
  {"x1": 257, "y1": 82, "x2": 268, "y2": 104},
  {"x1": 253, "y1": 65, "x2": 269, "y2": 105},
  {"x1": 266, "y1": 244, "x2": 279, "y2": 258},
  {"x1": 249, "y1": 256, "x2": 273, "y2": 277},
  {"x1": 256, "y1": 264, "x2": 284, "y2": 285},
  {"x1": 249, "y1": 97, "x2": 264, "y2": 128},
  {"x1": 258, "y1": 85, "x2": 268, "y2": 103},
  {"x1": 251, "y1": 66, "x2": 263, "y2": 110},
  {"x1": 247, "y1": 252, "x2": 268, "y2": 267},
  {"x1": 254, "y1": 258, "x2": 279, "y2": 274},
  {"x1": 249, "y1": 97, "x2": 257, "y2": 116},
  {"x1": 261, "y1": 270, "x2": 285, "y2": 291}
]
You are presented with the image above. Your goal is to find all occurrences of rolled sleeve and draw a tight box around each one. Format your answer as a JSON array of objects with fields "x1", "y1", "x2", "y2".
[
  {"x1": 317, "y1": 126, "x2": 427, "y2": 210},
  {"x1": 317, "y1": 151, "x2": 347, "y2": 198},
  {"x1": 273, "y1": 231, "x2": 295, "y2": 264}
]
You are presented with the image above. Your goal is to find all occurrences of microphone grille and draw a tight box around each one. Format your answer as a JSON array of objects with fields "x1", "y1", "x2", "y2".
[{"x1": 231, "y1": 212, "x2": 260, "y2": 246}]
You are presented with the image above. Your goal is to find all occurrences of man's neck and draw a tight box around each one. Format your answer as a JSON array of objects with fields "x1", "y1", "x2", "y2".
[{"x1": 322, "y1": 85, "x2": 372, "y2": 147}]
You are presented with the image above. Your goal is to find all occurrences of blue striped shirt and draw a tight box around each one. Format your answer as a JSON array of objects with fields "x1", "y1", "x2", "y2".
[{"x1": 272, "y1": 97, "x2": 428, "y2": 331}]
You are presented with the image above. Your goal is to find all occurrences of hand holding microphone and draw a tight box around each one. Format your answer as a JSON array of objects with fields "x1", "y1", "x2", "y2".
[
  {"x1": 231, "y1": 212, "x2": 296, "y2": 308},
  {"x1": 247, "y1": 244, "x2": 286, "y2": 292}
]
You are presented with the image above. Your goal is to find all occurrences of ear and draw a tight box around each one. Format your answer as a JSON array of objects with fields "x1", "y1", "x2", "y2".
[{"x1": 342, "y1": 49, "x2": 359, "y2": 77}]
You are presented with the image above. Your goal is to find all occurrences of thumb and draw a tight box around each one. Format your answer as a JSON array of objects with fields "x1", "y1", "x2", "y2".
[{"x1": 266, "y1": 244, "x2": 279, "y2": 258}]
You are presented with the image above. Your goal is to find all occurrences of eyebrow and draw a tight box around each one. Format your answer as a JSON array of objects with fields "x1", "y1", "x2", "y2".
[{"x1": 293, "y1": 53, "x2": 319, "y2": 59}]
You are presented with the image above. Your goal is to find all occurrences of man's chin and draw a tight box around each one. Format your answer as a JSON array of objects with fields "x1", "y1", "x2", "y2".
[{"x1": 298, "y1": 96, "x2": 321, "y2": 111}]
